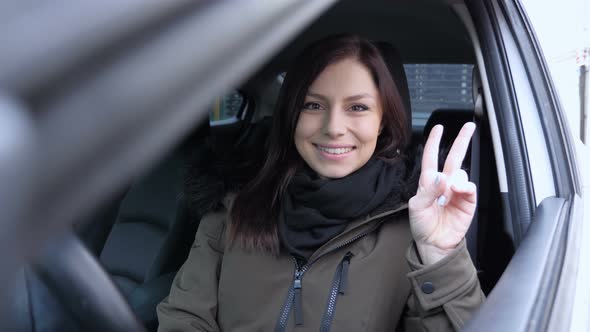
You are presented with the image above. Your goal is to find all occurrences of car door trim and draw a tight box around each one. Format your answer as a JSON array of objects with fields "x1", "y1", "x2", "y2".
[
  {"x1": 466, "y1": 0, "x2": 535, "y2": 243},
  {"x1": 463, "y1": 196, "x2": 568, "y2": 332}
]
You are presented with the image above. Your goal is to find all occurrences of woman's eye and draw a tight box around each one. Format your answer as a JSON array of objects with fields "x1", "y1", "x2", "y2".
[
  {"x1": 303, "y1": 102, "x2": 322, "y2": 110},
  {"x1": 350, "y1": 104, "x2": 369, "y2": 112}
]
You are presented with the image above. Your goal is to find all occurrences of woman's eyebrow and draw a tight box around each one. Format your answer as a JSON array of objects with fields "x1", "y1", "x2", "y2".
[
  {"x1": 306, "y1": 92, "x2": 329, "y2": 101},
  {"x1": 306, "y1": 92, "x2": 375, "y2": 101},
  {"x1": 344, "y1": 93, "x2": 375, "y2": 101}
]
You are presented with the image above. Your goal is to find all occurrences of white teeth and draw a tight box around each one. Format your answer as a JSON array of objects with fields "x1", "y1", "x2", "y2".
[{"x1": 316, "y1": 145, "x2": 354, "y2": 154}]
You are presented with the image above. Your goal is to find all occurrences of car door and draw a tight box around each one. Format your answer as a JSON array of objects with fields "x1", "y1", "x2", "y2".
[{"x1": 458, "y1": 0, "x2": 587, "y2": 331}]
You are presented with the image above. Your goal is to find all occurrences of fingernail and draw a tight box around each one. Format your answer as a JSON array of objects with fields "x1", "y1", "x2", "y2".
[
  {"x1": 437, "y1": 195, "x2": 447, "y2": 206},
  {"x1": 434, "y1": 173, "x2": 441, "y2": 185}
]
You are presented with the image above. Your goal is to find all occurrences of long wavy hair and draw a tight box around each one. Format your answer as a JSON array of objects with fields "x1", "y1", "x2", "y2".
[{"x1": 228, "y1": 34, "x2": 409, "y2": 254}]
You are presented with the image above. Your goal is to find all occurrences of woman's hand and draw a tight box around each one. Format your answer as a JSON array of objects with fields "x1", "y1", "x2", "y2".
[{"x1": 408, "y1": 122, "x2": 477, "y2": 265}]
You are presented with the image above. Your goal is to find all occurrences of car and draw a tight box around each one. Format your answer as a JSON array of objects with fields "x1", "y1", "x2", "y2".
[{"x1": 0, "y1": 0, "x2": 587, "y2": 331}]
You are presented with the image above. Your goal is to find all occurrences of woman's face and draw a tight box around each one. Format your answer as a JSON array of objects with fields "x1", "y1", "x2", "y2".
[{"x1": 294, "y1": 58, "x2": 383, "y2": 179}]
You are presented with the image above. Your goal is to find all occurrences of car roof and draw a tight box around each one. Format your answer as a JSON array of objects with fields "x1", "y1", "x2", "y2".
[{"x1": 256, "y1": 0, "x2": 473, "y2": 79}]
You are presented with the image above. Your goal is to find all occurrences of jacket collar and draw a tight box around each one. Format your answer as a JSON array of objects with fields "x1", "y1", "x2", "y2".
[{"x1": 307, "y1": 203, "x2": 408, "y2": 263}]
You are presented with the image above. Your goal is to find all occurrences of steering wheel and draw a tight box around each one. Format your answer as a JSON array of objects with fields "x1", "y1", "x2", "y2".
[{"x1": 32, "y1": 232, "x2": 146, "y2": 332}]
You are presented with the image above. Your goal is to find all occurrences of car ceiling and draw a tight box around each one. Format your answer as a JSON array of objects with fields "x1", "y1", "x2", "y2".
[{"x1": 251, "y1": 0, "x2": 474, "y2": 82}]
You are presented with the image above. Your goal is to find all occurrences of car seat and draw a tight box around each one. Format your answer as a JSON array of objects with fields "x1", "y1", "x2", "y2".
[{"x1": 97, "y1": 144, "x2": 200, "y2": 331}]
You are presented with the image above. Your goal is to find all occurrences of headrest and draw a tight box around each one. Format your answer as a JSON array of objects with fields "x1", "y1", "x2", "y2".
[
  {"x1": 374, "y1": 42, "x2": 412, "y2": 131},
  {"x1": 254, "y1": 76, "x2": 283, "y2": 121}
]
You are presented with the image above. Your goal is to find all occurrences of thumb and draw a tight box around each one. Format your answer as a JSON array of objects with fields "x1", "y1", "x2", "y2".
[{"x1": 409, "y1": 172, "x2": 447, "y2": 211}]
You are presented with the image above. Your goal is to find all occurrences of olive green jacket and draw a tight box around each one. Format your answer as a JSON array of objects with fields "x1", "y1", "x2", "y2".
[{"x1": 157, "y1": 203, "x2": 484, "y2": 331}]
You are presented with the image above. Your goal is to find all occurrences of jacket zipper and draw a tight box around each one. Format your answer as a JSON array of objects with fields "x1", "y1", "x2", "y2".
[
  {"x1": 320, "y1": 252, "x2": 353, "y2": 332},
  {"x1": 274, "y1": 223, "x2": 381, "y2": 332},
  {"x1": 274, "y1": 258, "x2": 309, "y2": 332}
]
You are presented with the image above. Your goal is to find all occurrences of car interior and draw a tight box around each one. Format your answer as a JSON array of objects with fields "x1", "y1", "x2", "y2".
[{"x1": 12, "y1": 0, "x2": 519, "y2": 330}]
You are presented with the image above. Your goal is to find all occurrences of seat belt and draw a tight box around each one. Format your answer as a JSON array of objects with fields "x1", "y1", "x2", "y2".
[{"x1": 467, "y1": 70, "x2": 484, "y2": 269}]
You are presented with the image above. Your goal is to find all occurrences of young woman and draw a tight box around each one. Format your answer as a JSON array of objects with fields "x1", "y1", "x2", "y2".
[{"x1": 157, "y1": 34, "x2": 484, "y2": 331}]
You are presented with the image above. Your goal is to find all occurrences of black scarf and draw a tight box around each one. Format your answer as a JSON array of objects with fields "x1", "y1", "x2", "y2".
[{"x1": 278, "y1": 158, "x2": 406, "y2": 262}]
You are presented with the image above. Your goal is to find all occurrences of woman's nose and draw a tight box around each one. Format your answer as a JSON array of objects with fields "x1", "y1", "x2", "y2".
[{"x1": 322, "y1": 109, "x2": 346, "y2": 138}]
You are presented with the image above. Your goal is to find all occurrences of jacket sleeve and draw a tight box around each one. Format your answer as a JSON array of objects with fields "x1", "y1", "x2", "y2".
[
  {"x1": 400, "y1": 239, "x2": 485, "y2": 331},
  {"x1": 156, "y1": 209, "x2": 227, "y2": 332}
]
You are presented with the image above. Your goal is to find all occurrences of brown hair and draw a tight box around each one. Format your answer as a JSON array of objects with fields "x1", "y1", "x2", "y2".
[{"x1": 228, "y1": 33, "x2": 409, "y2": 254}]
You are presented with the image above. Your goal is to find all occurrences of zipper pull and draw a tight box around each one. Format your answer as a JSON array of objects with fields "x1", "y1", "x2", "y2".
[
  {"x1": 293, "y1": 270, "x2": 303, "y2": 325},
  {"x1": 339, "y1": 252, "x2": 353, "y2": 294}
]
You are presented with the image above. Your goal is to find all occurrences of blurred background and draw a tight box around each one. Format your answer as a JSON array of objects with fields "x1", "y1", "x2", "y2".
[{"x1": 522, "y1": 0, "x2": 590, "y2": 145}]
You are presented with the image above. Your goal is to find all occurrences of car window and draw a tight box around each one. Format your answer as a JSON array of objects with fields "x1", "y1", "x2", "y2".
[
  {"x1": 209, "y1": 90, "x2": 246, "y2": 126},
  {"x1": 404, "y1": 64, "x2": 474, "y2": 128}
]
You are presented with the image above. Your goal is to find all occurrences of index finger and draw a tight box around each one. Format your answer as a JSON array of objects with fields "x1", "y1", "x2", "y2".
[
  {"x1": 442, "y1": 122, "x2": 476, "y2": 174},
  {"x1": 422, "y1": 124, "x2": 444, "y2": 172}
]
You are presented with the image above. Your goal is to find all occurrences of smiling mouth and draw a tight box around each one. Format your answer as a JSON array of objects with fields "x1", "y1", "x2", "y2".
[{"x1": 314, "y1": 144, "x2": 356, "y2": 155}]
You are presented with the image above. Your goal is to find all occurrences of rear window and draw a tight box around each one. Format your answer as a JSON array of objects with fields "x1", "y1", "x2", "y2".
[{"x1": 404, "y1": 64, "x2": 474, "y2": 128}]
